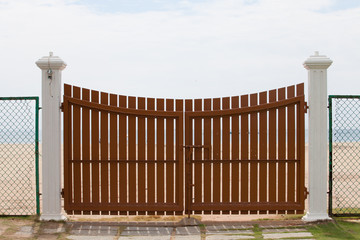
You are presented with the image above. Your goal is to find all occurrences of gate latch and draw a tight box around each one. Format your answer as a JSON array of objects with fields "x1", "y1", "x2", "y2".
[
  {"x1": 304, "y1": 187, "x2": 309, "y2": 200},
  {"x1": 304, "y1": 102, "x2": 309, "y2": 113}
]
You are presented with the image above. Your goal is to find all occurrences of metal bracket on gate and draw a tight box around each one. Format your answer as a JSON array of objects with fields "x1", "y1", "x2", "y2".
[
  {"x1": 304, "y1": 187, "x2": 309, "y2": 200},
  {"x1": 304, "y1": 102, "x2": 309, "y2": 113}
]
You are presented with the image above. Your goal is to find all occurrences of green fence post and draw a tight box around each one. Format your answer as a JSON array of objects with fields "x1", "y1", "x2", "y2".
[
  {"x1": 328, "y1": 96, "x2": 333, "y2": 216},
  {"x1": 35, "y1": 97, "x2": 40, "y2": 216}
]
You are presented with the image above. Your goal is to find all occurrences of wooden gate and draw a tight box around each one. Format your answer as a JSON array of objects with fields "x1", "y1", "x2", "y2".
[
  {"x1": 63, "y1": 84, "x2": 183, "y2": 215},
  {"x1": 63, "y1": 83, "x2": 305, "y2": 215},
  {"x1": 185, "y1": 83, "x2": 305, "y2": 215}
]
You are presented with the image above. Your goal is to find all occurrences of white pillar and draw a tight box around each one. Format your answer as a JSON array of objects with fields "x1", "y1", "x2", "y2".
[
  {"x1": 36, "y1": 52, "x2": 67, "y2": 221},
  {"x1": 302, "y1": 51, "x2": 332, "y2": 222}
]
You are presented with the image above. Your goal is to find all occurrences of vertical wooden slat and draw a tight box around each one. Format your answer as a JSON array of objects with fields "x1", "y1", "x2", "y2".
[
  {"x1": 278, "y1": 87, "x2": 286, "y2": 214},
  {"x1": 222, "y1": 97, "x2": 230, "y2": 214},
  {"x1": 287, "y1": 86, "x2": 296, "y2": 214},
  {"x1": 185, "y1": 99, "x2": 193, "y2": 215},
  {"x1": 82, "y1": 88, "x2": 90, "y2": 215},
  {"x1": 259, "y1": 91, "x2": 267, "y2": 214},
  {"x1": 118, "y1": 95, "x2": 127, "y2": 215},
  {"x1": 240, "y1": 95, "x2": 249, "y2": 214},
  {"x1": 73, "y1": 86, "x2": 81, "y2": 214},
  {"x1": 100, "y1": 92, "x2": 109, "y2": 215},
  {"x1": 166, "y1": 99, "x2": 174, "y2": 215},
  {"x1": 64, "y1": 84, "x2": 72, "y2": 214},
  {"x1": 296, "y1": 83, "x2": 305, "y2": 214},
  {"x1": 147, "y1": 98, "x2": 155, "y2": 215},
  {"x1": 157, "y1": 99, "x2": 165, "y2": 215},
  {"x1": 249, "y1": 93, "x2": 258, "y2": 214},
  {"x1": 175, "y1": 99, "x2": 184, "y2": 215},
  {"x1": 231, "y1": 96, "x2": 239, "y2": 214},
  {"x1": 213, "y1": 98, "x2": 221, "y2": 214},
  {"x1": 203, "y1": 99, "x2": 212, "y2": 214},
  {"x1": 109, "y1": 94, "x2": 118, "y2": 215},
  {"x1": 128, "y1": 96, "x2": 136, "y2": 215},
  {"x1": 268, "y1": 89, "x2": 277, "y2": 214},
  {"x1": 91, "y1": 90, "x2": 100, "y2": 215},
  {"x1": 194, "y1": 99, "x2": 202, "y2": 214},
  {"x1": 138, "y1": 97, "x2": 146, "y2": 215}
]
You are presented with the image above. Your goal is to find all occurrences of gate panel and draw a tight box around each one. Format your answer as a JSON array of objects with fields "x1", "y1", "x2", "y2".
[
  {"x1": 296, "y1": 84, "x2": 305, "y2": 214},
  {"x1": 240, "y1": 95, "x2": 249, "y2": 214},
  {"x1": 250, "y1": 93, "x2": 258, "y2": 214},
  {"x1": 157, "y1": 98, "x2": 165, "y2": 215},
  {"x1": 64, "y1": 85, "x2": 183, "y2": 214},
  {"x1": 110, "y1": 93, "x2": 118, "y2": 215},
  {"x1": 166, "y1": 99, "x2": 174, "y2": 215},
  {"x1": 287, "y1": 86, "x2": 295, "y2": 214},
  {"x1": 185, "y1": 83, "x2": 305, "y2": 214},
  {"x1": 138, "y1": 97, "x2": 146, "y2": 215},
  {"x1": 175, "y1": 99, "x2": 184, "y2": 216},
  {"x1": 222, "y1": 97, "x2": 230, "y2": 214},
  {"x1": 268, "y1": 89, "x2": 277, "y2": 214},
  {"x1": 82, "y1": 89, "x2": 91, "y2": 215},
  {"x1": 259, "y1": 91, "x2": 267, "y2": 214},
  {"x1": 231, "y1": 96, "x2": 240, "y2": 214},
  {"x1": 278, "y1": 87, "x2": 286, "y2": 214}
]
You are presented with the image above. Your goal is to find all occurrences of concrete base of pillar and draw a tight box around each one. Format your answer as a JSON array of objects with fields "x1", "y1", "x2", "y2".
[
  {"x1": 40, "y1": 214, "x2": 67, "y2": 221},
  {"x1": 302, "y1": 212, "x2": 332, "y2": 222}
]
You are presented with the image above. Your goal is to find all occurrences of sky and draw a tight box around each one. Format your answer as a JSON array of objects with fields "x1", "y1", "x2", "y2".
[{"x1": 1, "y1": 0, "x2": 360, "y2": 99}]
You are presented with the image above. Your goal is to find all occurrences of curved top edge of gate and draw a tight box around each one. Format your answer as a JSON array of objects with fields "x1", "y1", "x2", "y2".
[{"x1": 63, "y1": 83, "x2": 304, "y2": 117}]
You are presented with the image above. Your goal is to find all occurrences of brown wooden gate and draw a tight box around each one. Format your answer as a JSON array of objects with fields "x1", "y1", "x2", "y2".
[
  {"x1": 63, "y1": 84, "x2": 184, "y2": 215},
  {"x1": 184, "y1": 83, "x2": 305, "y2": 215},
  {"x1": 63, "y1": 83, "x2": 305, "y2": 215}
]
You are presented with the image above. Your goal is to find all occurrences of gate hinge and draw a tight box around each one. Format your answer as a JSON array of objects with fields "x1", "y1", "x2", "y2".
[
  {"x1": 60, "y1": 103, "x2": 64, "y2": 112},
  {"x1": 304, "y1": 187, "x2": 309, "y2": 200},
  {"x1": 304, "y1": 102, "x2": 309, "y2": 113},
  {"x1": 61, "y1": 188, "x2": 64, "y2": 198}
]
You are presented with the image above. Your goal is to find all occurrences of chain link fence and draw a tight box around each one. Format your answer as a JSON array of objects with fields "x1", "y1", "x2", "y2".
[
  {"x1": 329, "y1": 95, "x2": 360, "y2": 216},
  {"x1": 0, "y1": 97, "x2": 39, "y2": 215}
]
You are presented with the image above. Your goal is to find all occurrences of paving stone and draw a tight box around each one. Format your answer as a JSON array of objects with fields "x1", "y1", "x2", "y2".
[
  {"x1": 206, "y1": 229, "x2": 254, "y2": 235},
  {"x1": 121, "y1": 226, "x2": 173, "y2": 236},
  {"x1": 258, "y1": 223, "x2": 307, "y2": 228},
  {"x1": 174, "y1": 236, "x2": 201, "y2": 240},
  {"x1": 70, "y1": 225, "x2": 118, "y2": 236},
  {"x1": 206, "y1": 225, "x2": 253, "y2": 231},
  {"x1": 67, "y1": 236, "x2": 115, "y2": 240},
  {"x1": 206, "y1": 235, "x2": 255, "y2": 240},
  {"x1": 262, "y1": 228, "x2": 307, "y2": 233},
  {"x1": 14, "y1": 226, "x2": 34, "y2": 238},
  {"x1": 263, "y1": 232, "x2": 313, "y2": 239},
  {"x1": 118, "y1": 236, "x2": 171, "y2": 240},
  {"x1": 42, "y1": 226, "x2": 66, "y2": 234},
  {"x1": 37, "y1": 234, "x2": 59, "y2": 240},
  {"x1": 175, "y1": 226, "x2": 201, "y2": 235}
]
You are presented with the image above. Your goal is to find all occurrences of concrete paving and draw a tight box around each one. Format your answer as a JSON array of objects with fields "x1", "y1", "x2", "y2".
[{"x1": 0, "y1": 217, "x2": 318, "y2": 239}]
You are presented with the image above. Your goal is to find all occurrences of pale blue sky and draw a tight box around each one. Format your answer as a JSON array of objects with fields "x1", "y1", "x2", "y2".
[
  {"x1": 0, "y1": 0, "x2": 360, "y2": 99},
  {"x1": 74, "y1": 0, "x2": 360, "y2": 13}
]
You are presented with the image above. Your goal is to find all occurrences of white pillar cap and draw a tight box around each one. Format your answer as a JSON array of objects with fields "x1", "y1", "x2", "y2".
[
  {"x1": 36, "y1": 52, "x2": 67, "y2": 70},
  {"x1": 303, "y1": 51, "x2": 333, "y2": 70}
]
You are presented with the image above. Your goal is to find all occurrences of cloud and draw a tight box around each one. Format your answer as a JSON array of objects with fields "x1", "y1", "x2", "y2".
[{"x1": 0, "y1": 0, "x2": 359, "y2": 99}]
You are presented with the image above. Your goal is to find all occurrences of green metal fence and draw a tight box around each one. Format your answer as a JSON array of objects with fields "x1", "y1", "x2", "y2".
[
  {"x1": 329, "y1": 95, "x2": 360, "y2": 216},
  {"x1": 0, "y1": 97, "x2": 39, "y2": 215}
]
